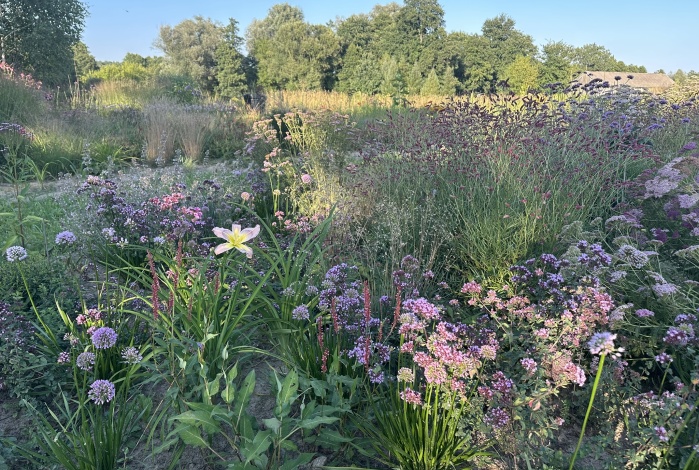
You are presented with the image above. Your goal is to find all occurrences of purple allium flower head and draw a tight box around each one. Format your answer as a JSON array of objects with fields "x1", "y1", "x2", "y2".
[
  {"x1": 305, "y1": 285, "x2": 318, "y2": 296},
  {"x1": 5, "y1": 246, "x2": 27, "y2": 262},
  {"x1": 91, "y1": 327, "x2": 117, "y2": 349},
  {"x1": 76, "y1": 351, "x2": 96, "y2": 371},
  {"x1": 121, "y1": 347, "x2": 143, "y2": 364},
  {"x1": 588, "y1": 332, "x2": 618, "y2": 356},
  {"x1": 55, "y1": 231, "x2": 77, "y2": 245},
  {"x1": 88, "y1": 379, "x2": 115, "y2": 405},
  {"x1": 291, "y1": 304, "x2": 309, "y2": 320},
  {"x1": 301, "y1": 174, "x2": 312, "y2": 184}
]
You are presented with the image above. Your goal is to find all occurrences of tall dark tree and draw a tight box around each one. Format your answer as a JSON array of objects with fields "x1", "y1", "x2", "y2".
[
  {"x1": 0, "y1": 0, "x2": 87, "y2": 86},
  {"x1": 454, "y1": 33, "x2": 496, "y2": 93},
  {"x1": 72, "y1": 41, "x2": 96, "y2": 80},
  {"x1": 215, "y1": 19, "x2": 247, "y2": 99}
]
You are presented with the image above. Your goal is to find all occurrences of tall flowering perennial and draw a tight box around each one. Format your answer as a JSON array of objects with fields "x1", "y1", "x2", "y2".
[{"x1": 570, "y1": 331, "x2": 623, "y2": 469}]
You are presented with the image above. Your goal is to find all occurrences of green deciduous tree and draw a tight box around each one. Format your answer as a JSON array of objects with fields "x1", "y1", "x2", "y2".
[
  {"x1": 673, "y1": 69, "x2": 687, "y2": 85},
  {"x1": 572, "y1": 43, "x2": 618, "y2": 71},
  {"x1": 481, "y1": 14, "x2": 536, "y2": 80},
  {"x1": 503, "y1": 56, "x2": 540, "y2": 94},
  {"x1": 0, "y1": 0, "x2": 87, "y2": 86},
  {"x1": 539, "y1": 40, "x2": 574, "y2": 86},
  {"x1": 336, "y1": 44, "x2": 382, "y2": 94},
  {"x1": 246, "y1": 5, "x2": 340, "y2": 90},
  {"x1": 155, "y1": 16, "x2": 226, "y2": 93},
  {"x1": 398, "y1": 0, "x2": 445, "y2": 45}
]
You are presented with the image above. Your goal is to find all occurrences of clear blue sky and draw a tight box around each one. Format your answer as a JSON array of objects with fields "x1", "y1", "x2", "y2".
[{"x1": 82, "y1": 0, "x2": 698, "y2": 73}]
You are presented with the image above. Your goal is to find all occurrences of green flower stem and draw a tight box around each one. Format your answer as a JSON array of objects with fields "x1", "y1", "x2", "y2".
[
  {"x1": 569, "y1": 353, "x2": 606, "y2": 470},
  {"x1": 17, "y1": 263, "x2": 52, "y2": 333}
]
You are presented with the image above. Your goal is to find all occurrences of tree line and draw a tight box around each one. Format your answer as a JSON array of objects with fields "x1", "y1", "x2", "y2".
[
  {"x1": 3, "y1": 0, "x2": 697, "y2": 97},
  {"x1": 148, "y1": 1, "x2": 652, "y2": 97}
]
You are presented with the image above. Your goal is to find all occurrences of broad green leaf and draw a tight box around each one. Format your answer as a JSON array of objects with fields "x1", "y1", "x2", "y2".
[
  {"x1": 174, "y1": 425, "x2": 209, "y2": 447},
  {"x1": 233, "y1": 370, "x2": 256, "y2": 425},
  {"x1": 207, "y1": 376, "x2": 221, "y2": 398},
  {"x1": 242, "y1": 431, "x2": 271, "y2": 462},
  {"x1": 278, "y1": 453, "x2": 315, "y2": 470},
  {"x1": 262, "y1": 417, "x2": 281, "y2": 433},
  {"x1": 171, "y1": 410, "x2": 220, "y2": 434},
  {"x1": 277, "y1": 369, "x2": 299, "y2": 408},
  {"x1": 298, "y1": 416, "x2": 340, "y2": 429},
  {"x1": 221, "y1": 384, "x2": 235, "y2": 404}
]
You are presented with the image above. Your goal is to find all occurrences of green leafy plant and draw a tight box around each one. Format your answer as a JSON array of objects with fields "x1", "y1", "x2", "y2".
[{"x1": 168, "y1": 367, "x2": 341, "y2": 469}]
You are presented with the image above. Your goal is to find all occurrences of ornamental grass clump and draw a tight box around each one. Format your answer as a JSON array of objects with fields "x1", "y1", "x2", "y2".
[{"x1": 352, "y1": 91, "x2": 661, "y2": 282}]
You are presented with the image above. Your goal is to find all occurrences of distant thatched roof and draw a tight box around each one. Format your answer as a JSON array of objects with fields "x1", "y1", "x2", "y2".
[{"x1": 572, "y1": 71, "x2": 675, "y2": 91}]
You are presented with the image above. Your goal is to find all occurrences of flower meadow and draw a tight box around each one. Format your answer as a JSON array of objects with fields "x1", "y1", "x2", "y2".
[{"x1": 1, "y1": 80, "x2": 699, "y2": 470}]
